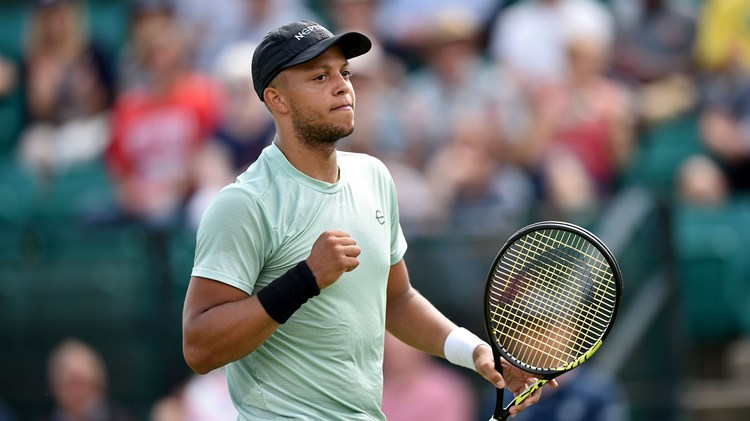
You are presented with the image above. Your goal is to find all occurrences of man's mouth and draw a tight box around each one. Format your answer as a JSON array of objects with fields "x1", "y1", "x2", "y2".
[{"x1": 332, "y1": 103, "x2": 353, "y2": 111}]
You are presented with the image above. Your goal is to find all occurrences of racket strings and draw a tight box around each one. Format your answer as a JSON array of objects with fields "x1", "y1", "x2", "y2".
[
  {"x1": 496, "y1": 231, "x2": 600, "y2": 366},
  {"x1": 497, "y1": 245, "x2": 615, "y2": 329},
  {"x1": 488, "y1": 229, "x2": 617, "y2": 371},
  {"x1": 492, "y1": 232, "x2": 614, "y2": 367},
  {"x1": 493, "y1": 238, "x2": 613, "y2": 339},
  {"x1": 497, "y1": 234, "x2": 612, "y2": 366}
]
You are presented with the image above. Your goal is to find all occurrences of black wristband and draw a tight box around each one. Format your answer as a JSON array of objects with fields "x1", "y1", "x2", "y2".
[{"x1": 256, "y1": 260, "x2": 320, "y2": 324}]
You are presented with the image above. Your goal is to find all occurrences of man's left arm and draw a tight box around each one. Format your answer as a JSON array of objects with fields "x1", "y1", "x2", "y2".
[{"x1": 385, "y1": 259, "x2": 554, "y2": 416}]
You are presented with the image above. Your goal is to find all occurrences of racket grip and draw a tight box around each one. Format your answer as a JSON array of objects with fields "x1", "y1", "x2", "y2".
[{"x1": 494, "y1": 387, "x2": 509, "y2": 421}]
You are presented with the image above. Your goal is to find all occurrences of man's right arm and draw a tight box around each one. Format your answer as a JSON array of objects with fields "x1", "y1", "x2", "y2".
[
  {"x1": 182, "y1": 276, "x2": 280, "y2": 374},
  {"x1": 183, "y1": 230, "x2": 361, "y2": 374}
]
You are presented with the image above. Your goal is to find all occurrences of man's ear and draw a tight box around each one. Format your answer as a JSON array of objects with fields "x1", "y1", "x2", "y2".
[{"x1": 264, "y1": 87, "x2": 289, "y2": 115}]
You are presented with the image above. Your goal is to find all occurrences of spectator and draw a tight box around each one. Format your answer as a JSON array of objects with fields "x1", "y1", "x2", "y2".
[
  {"x1": 423, "y1": 108, "x2": 534, "y2": 235},
  {"x1": 681, "y1": 78, "x2": 750, "y2": 202},
  {"x1": 117, "y1": 0, "x2": 175, "y2": 92},
  {"x1": 513, "y1": 36, "x2": 635, "y2": 216},
  {"x1": 382, "y1": 332, "x2": 476, "y2": 421},
  {"x1": 393, "y1": 7, "x2": 523, "y2": 169},
  {"x1": 17, "y1": 0, "x2": 115, "y2": 181},
  {"x1": 371, "y1": 7, "x2": 534, "y2": 234},
  {"x1": 488, "y1": 0, "x2": 614, "y2": 89},
  {"x1": 673, "y1": 0, "x2": 750, "y2": 206},
  {"x1": 610, "y1": 0, "x2": 698, "y2": 124},
  {"x1": 694, "y1": 0, "x2": 750, "y2": 75},
  {"x1": 43, "y1": 338, "x2": 132, "y2": 421},
  {"x1": 106, "y1": 22, "x2": 224, "y2": 227}
]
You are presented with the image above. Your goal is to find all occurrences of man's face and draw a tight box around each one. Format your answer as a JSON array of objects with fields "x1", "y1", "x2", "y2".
[{"x1": 275, "y1": 46, "x2": 357, "y2": 149}]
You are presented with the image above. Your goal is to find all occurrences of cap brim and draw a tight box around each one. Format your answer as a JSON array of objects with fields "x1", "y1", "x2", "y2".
[{"x1": 283, "y1": 31, "x2": 372, "y2": 70}]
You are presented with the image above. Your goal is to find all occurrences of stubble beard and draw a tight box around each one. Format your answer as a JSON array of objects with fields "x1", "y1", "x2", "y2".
[{"x1": 290, "y1": 102, "x2": 354, "y2": 152}]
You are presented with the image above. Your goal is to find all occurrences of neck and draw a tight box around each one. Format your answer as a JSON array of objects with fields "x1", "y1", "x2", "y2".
[{"x1": 274, "y1": 135, "x2": 339, "y2": 183}]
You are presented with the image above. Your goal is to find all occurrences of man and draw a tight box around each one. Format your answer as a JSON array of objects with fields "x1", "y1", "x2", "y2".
[
  {"x1": 182, "y1": 21, "x2": 554, "y2": 420},
  {"x1": 46, "y1": 338, "x2": 133, "y2": 421}
]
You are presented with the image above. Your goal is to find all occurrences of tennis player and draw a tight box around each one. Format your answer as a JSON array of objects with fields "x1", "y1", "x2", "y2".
[{"x1": 182, "y1": 21, "x2": 554, "y2": 420}]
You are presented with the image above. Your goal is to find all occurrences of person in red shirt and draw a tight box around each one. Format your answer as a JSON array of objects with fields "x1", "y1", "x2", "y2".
[{"x1": 107, "y1": 21, "x2": 224, "y2": 226}]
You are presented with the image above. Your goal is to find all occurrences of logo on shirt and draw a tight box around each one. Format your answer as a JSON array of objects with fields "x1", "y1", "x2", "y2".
[{"x1": 375, "y1": 210, "x2": 385, "y2": 225}]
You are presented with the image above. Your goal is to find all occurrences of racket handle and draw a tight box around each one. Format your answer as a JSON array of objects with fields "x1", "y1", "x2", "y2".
[
  {"x1": 493, "y1": 354, "x2": 506, "y2": 421},
  {"x1": 494, "y1": 387, "x2": 508, "y2": 420}
]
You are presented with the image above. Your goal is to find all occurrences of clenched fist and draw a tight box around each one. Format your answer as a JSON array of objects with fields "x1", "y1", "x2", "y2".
[{"x1": 306, "y1": 230, "x2": 361, "y2": 289}]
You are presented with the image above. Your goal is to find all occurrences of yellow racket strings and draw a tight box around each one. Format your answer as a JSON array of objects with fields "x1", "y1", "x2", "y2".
[{"x1": 488, "y1": 229, "x2": 617, "y2": 370}]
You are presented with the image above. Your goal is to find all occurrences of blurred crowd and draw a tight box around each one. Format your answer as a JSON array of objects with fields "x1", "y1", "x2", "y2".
[
  {"x1": 1, "y1": 0, "x2": 747, "y2": 238},
  {"x1": 2, "y1": 0, "x2": 750, "y2": 419}
]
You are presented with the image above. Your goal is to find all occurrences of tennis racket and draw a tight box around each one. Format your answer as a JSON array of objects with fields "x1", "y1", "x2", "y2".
[{"x1": 484, "y1": 221, "x2": 622, "y2": 421}]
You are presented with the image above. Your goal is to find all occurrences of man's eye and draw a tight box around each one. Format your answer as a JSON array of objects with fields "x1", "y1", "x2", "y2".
[
  {"x1": 341, "y1": 70, "x2": 352, "y2": 78},
  {"x1": 314, "y1": 74, "x2": 326, "y2": 81}
]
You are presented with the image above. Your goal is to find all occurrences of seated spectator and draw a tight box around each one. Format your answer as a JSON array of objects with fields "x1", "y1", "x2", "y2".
[
  {"x1": 118, "y1": 0, "x2": 175, "y2": 92},
  {"x1": 513, "y1": 36, "x2": 635, "y2": 216},
  {"x1": 488, "y1": 0, "x2": 614, "y2": 89},
  {"x1": 17, "y1": 0, "x2": 115, "y2": 181},
  {"x1": 382, "y1": 333, "x2": 476, "y2": 421},
  {"x1": 44, "y1": 338, "x2": 132, "y2": 421},
  {"x1": 107, "y1": 22, "x2": 224, "y2": 227},
  {"x1": 372, "y1": 8, "x2": 534, "y2": 234},
  {"x1": 423, "y1": 109, "x2": 534, "y2": 235},
  {"x1": 675, "y1": 0, "x2": 750, "y2": 205},
  {"x1": 610, "y1": 0, "x2": 698, "y2": 123},
  {"x1": 393, "y1": 7, "x2": 525, "y2": 169},
  {"x1": 694, "y1": 0, "x2": 750, "y2": 75},
  {"x1": 678, "y1": 77, "x2": 750, "y2": 205}
]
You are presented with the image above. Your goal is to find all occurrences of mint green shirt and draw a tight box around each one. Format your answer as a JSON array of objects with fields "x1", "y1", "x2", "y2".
[{"x1": 192, "y1": 143, "x2": 408, "y2": 420}]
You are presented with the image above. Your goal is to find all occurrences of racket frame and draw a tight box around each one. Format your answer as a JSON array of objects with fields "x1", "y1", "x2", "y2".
[{"x1": 483, "y1": 221, "x2": 623, "y2": 421}]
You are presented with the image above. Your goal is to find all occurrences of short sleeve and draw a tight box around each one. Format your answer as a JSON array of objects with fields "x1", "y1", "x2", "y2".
[{"x1": 191, "y1": 186, "x2": 270, "y2": 295}]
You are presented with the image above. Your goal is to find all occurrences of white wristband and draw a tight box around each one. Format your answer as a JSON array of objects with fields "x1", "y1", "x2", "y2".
[{"x1": 444, "y1": 327, "x2": 488, "y2": 372}]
